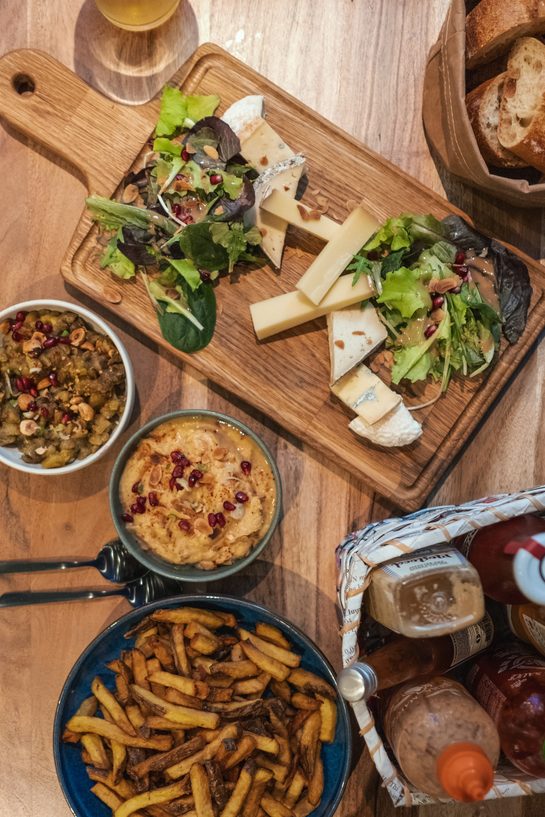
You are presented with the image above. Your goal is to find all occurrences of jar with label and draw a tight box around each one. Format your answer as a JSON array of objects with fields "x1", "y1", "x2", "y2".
[
  {"x1": 383, "y1": 676, "x2": 500, "y2": 800},
  {"x1": 455, "y1": 514, "x2": 545, "y2": 604},
  {"x1": 506, "y1": 603, "x2": 545, "y2": 657},
  {"x1": 466, "y1": 644, "x2": 545, "y2": 777},
  {"x1": 365, "y1": 545, "x2": 484, "y2": 638},
  {"x1": 337, "y1": 614, "x2": 494, "y2": 702}
]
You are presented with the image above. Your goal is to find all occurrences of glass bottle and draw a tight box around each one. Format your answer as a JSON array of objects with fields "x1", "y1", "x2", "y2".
[{"x1": 506, "y1": 603, "x2": 545, "y2": 657}]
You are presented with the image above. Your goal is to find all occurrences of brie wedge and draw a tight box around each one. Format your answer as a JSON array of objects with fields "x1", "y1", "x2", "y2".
[
  {"x1": 327, "y1": 303, "x2": 388, "y2": 384},
  {"x1": 349, "y1": 403, "x2": 422, "y2": 447},
  {"x1": 331, "y1": 363, "x2": 401, "y2": 425},
  {"x1": 222, "y1": 95, "x2": 264, "y2": 135}
]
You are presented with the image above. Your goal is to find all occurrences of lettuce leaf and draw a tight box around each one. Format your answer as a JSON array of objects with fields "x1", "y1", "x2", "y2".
[
  {"x1": 100, "y1": 236, "x2": 135, "y2": 279},
  {"x1": 153, "y1": 137, "x2": 182, "y2": 156},
  {"x1": 377, "y1": 266, "x2": 432, "y2": 319},
  {"x1": 169, "y1": 258, "x2": 201, "y2": 292},
  {"x1": 155, "y1": 87, "x2": 220, "y2": 137}
]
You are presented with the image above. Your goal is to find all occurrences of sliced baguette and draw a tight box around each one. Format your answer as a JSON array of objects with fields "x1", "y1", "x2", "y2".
[
  {"x1": 497, "y1": 37, "x2": 545, "y2": 171},
  {"x1": 466, "y1": 0, "x2": 545, "y2": 69},
  {"x1": 466, "y1": 74, "x2": 528, "y2": 168}
]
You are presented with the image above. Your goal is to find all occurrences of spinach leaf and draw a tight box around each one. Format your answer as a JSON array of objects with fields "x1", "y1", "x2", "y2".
[
  {"x1": 179, "y1": 222, "x2": 229, "y2": 270},
  {"x1": 158, "y1": 281, "x2": 216, "y2": 352}
]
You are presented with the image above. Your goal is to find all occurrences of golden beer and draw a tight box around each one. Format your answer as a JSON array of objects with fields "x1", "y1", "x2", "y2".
[{"x1": 95, "y1": 0, "x2": 181, "y2": 31}]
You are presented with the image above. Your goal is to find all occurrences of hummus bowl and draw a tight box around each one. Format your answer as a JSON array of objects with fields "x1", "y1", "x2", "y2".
[{"x1": 110, "y1": 410, "x2": 282, "y2": 581}]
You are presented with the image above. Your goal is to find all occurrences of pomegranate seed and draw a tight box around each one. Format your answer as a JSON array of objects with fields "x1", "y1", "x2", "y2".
[
  {"x1": 208, "y1": 512, "x2": 218, "y2": 527},
  {"x1": 172, "y1": 202, "x2": 182, "y2": 218},
  {"x1": 172, "y1": 464, "x2": 185, "y2": 478},
  {"x1": 43, "y1": 337, "x2": 58, "y2": 349},
  {"x1": 453, "y1": 264, "x2": 469, "y2": 278},
  {"x1": 21, "y1": 376, "x2": 33, "y2": 390},
  {"x1": 48, "y1": 372, "x2": 58, "y2": 386},
  {"x1": 179, "y1": 519, "x2": 191, "y2": 532},
  {"x1": 171, "y1": 450, "x2": 188, "y2": 464},
  {"x1": 148, "y1": 491, "x2": 159, "y2": 507},
  {"x1": 61, "y1": 413, "x2": 71, "y2": 425},
  {"x1": 28, "y1": 401, "x2": 37, "y2": 412},
  {"x1": 432, "y1": 295, "x2": 444, "y2": 309},
  {"x1": 15, "y1": 377, "x2": 24, "y2": 392},
  {"x1": 39, "y1": 406, "x2": 49, "y2": 418},
  {"x1": 424, "y1": 324, "x2": 437, "y2": 339},
  {"x1": 188, "y1": 474, "x2": 197, "y2": 488},
  {"x1": 131, "y1": 482, "x2": 141, "y2": 494},
  {"x1": 15, "y1": 311, "x2": 27, "y2": 322},
  {"x1": 210, "y1": 173, "x2": 223, "y2": 185},
  {"x1": 240, "y1": 460, "x2": 252, "y2": 475},
  {"x1": 30, "y1": 349, "x2": 42, "y2": 358},
  {"x1": 169, "y1": 476, "x2": 179, "y2": 491},
  {"x1": 122, "y1": 512, "x2": 134, "y2": 523},
  {"x1": 182, "y1": 149, "x2": 190, "y2": 161},
  {"x1": 216, "y1": 512, "x2": 226, "y2": 528},
  {"x1": 130, "y1": 502, "x2": 140, "y2": 514},
  {"x1": 235, "y1": 491, "x2": 249, "y2": 503},
  {"x1": 35, "y1": 320, "x2": 44, "y2": 331},
  {"x1": 136, "y1": 495, "x2": 146, "y2": 507},
  {"x1": 42, "y1": 322, "x2": 53, "y2": 334},
  {"x1": 12, "y1": 331, "x2": 22, "y2": 342},
  {"x1": 223, "y1": 500, "x2": 236, "y2": 511},
  {"x1": 12, "y1": 320, "x2": 24, "y2": 331},
  {"x1": 200, "y1": 270, "x2": 211, "y2": 282},
  {"x1": 454, "y1": 250, "x2": 466, "y2": 265},
  {"x1": 59, "y1": 337, "x2": 71, "y2": 345},
  {"x1": 191, "y1": 469, "x2": 203, "y2": 481},
  {"x1": 29, "y1": 387, "x2": 38, "y2": 398}
]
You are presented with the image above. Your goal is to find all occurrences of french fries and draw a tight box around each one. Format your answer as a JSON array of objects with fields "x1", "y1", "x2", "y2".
[{"x1": 63, "y1": 606, "x2": 338, "y2": 817}]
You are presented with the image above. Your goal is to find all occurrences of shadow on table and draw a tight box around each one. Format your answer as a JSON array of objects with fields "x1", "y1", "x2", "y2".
[{"x1": 73, "y1": 0, "x2": 200, "y2": 105}]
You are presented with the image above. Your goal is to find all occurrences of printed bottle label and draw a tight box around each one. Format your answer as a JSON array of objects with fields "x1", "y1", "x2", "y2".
[
  {"x1": 521, "y1": 613, "x2": 545, "y2": 655},
  {"x1": 380, "y1": 547, "x2": 466, "y2": 580},
  {"x1": 456, "y1": 529, "x2": 478, "y2": 559},
  {"x1": 449, "y1": 613, "x2": 494, "y2": 666},
  {"x1": 469, "y1": 669, "x2": 507, "y2": 722}
]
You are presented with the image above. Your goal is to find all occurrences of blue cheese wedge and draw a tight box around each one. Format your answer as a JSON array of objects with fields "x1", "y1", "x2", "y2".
[
  {"x1": 349, "y1": 403, "x2": 422, "y2": 447},
  {"x1": 330, "y1": 363, "x2": 401, "y2": 425},
  {"x1": 260, "y1": 189, "x2": 340, "y2": 242},
  {"x1": 327, "y1": 303, "x2": 388, "y2": 384},
  {"x1": 296, "y1": 206, "x2": 380, "y2": 305}
]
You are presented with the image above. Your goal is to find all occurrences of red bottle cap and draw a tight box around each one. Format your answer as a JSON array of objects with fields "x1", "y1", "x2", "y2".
[{"x1": 436, "y1": 742, "x2": 494, "y2": 802}]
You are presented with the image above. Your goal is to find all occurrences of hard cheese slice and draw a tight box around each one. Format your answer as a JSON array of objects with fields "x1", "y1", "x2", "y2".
[
  {"x1": 261, "y1": 189, "x2": 340, "y2": 242},
  {"x1": 239, "y1": 118, "x2": 295, "y2": 169},
  {"x1": 331, "y1": 363, "x2": 401, "y2": 425},
  {"x1": 349, "y1": 403, "x2": 422, "y2": 447},
  {"x1": 297, "y1": 206, "x2": 380, "y2": 305},
  {"x1": 250, "y1": 274, "x2": 374, "y2": 340},
  {"x1": 327, "y1": 302, "x2": 388, "y2": 383}
]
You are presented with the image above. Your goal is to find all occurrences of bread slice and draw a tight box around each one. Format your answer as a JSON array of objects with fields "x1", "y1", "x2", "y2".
[
  {"x1": 497, "y1": 37, "x2": 545, "y2": 171},
  {"x1": 466, "y1": 74, "x2": 528, "y2": 168},
  {"x1": 466, "y1": 0, "x2": 545, "y2": 69}
]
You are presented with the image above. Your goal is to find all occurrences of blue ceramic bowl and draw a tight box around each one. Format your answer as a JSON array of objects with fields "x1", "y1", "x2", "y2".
[{"x1": 53, "y1": 595, "x2": 352, "y2": 817}]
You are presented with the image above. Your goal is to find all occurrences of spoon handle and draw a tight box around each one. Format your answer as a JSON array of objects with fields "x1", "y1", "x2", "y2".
[
  {"x1": 0, "y1": 558, "x2": 97, "y2": 574},
  {"x1": 0, "y1": 587, "x2": 124, "y2": 607}
]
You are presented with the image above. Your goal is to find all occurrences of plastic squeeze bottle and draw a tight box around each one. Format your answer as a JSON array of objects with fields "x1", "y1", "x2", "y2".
[
  {"x1": 383, "y1": 676, "x2": 500, "y2": 800},
  {"x1": 466, "y1": 644, "x2": 545, "y2": 777},
  {"x1": 506, "y1": 603, "x2": 545, "y2": 657},
  {"x1": 455, "y1": 514, "x2": 545, "y2": 604},
  {"x1": 365, "y1": 545, "x2": 484, "y2": 637},
  {"x1": 337, "y1": 614, "x2": 494, "y2": 702}
]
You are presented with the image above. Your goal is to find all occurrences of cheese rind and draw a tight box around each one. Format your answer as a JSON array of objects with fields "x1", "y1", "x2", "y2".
[
  {"x1": 222, "y1": 96, "x2": 264, "y2": 135},
  {"x1": 331, "y1": 363, "x2": 401, "y2": 425},
  {"x1": 296, "y1": 207, "x2": 380, "y2": 305},
  {"x1": 349, "y1": 404, "x2": 422, "y2": 447},
  {"x1": 327, "y1": 303, "x2": 388, "y2": 383},
  {"x1": 250, "y1": 275, "x2": 374, "y2": 341},
  {"x1": 261, "y1": 189, "x2": 340, "y2": 242}
]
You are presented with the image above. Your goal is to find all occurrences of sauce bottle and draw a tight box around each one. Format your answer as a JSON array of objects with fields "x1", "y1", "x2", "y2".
[
  {"x1": 365, "y1": 545, "x2": 484, "y2": 638},
  {"x1": 455, "y1": 514, "x2": 545, "y2": 604},
  {"x1": 383, "y1": 677, "x2": 500, "y2": 800},
  {"x1": 506, "y1": 603, "x2": 545, "y2": 657},
  {"x1": 337, "y1": 614, "x2": 494, "y2": 702},
  {"x1": 466, "y1": 644, "x2": 545, "y2": 777}
]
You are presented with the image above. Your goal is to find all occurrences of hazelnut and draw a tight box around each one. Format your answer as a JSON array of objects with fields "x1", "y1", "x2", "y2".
[
  {"x1": 37, "y1": 377, "x2": 51, "y2": 391},
  {"x1": 20, "y1": 419, "x2": 38, "y2": 436},
  {"x1": 69, "y1": 327, "x2": 86, "y2": 347},
  {"x1": 80, "y1": 341, "x2": 95, "y2": 351},
  {"x1": 213, "y1": 447, "x2": 228, "y2": 461},
  {"x1": 17, "y1": 393, "x2": 34, "y2": 411},
  {"x1": 77, "y1": 403, "x2": 95, "y2": 422}
]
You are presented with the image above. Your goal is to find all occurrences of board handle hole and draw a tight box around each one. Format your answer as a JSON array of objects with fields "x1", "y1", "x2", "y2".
[{"x1": 12, "y1": 73, "x2": 35, "y2": 96}]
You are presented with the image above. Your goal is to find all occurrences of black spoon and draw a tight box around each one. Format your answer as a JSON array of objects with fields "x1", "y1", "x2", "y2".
[
  {"x1": 0, "y1": 572, "x2": 182, "y2": 608},
  {"x1": 0, "y1": 539, "x2": 146, "y2": 583}
]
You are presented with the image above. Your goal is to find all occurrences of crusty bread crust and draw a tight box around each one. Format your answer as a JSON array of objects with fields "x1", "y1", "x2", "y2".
[
  {"x1": 466, "y1": 0, "x2": 545, "y2": 68},
  {"x1": 466, "y1": 74, "x2": 528, "y2": 167}
]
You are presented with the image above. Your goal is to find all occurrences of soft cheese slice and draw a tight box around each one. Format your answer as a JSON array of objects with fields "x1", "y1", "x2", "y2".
[
  {"x1": 327, "y1": 303, "x2": 388, "y2": 384},
  {"x1": 250, "y1": 275, "x2": 374, "y2": 341},
  {"x1": 222, "y1": 96, "x2": 264, "y2": 135},
  {"x1": 349, "y1": 404, "x2": 422, "y2": 447},
  {"x1": 245, "y1": 156, "x2": 306, "y2": 268},
  {"x1": 297, "y1": 207, "x2": 380, "y2": 305},
  {"x1": 261, "y1": 189, "x2": 340, "y2": 242},
  {"x1": 331, "y1": 363, "x2": 401, "y2": 425}
]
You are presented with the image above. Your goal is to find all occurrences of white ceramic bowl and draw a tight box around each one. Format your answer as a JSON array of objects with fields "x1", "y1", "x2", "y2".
[{"x1": 0, "y1": 299, "x2": 135, "y2": 475}]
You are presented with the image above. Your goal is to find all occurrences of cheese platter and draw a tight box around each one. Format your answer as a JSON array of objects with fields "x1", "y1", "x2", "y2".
[{"x1": 0, "y1": 44, "x2": 544, "y2": 511}]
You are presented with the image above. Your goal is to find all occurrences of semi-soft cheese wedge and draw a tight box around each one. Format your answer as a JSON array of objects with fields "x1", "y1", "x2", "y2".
[
  {"x1": 296, "y1": 206, "x2": 380, "y2": 305},
  {"x1": 331, "y1": 363, "x2": 401, "y2": 425},
  {"x1": 238, "y1": 117, "x2": 295, "y2": 170},
  {"x1": 250, "y1": 274, "x2": 374, "y2": 340},
  {"x1": 349, "y1": 403, "x2": 422, "y2": 447},
  {"x1": 261, "y1": 189, "x2": 340, "y2": 242},
  {"x1": 245, "y1": 156, "x2": 306, "y2": 268},
  {"x1": 327, "y1": 303, "x2": 388, "y2": 384}
]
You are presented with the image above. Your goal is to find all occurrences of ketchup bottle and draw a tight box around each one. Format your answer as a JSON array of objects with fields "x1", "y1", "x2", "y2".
[
  {"x1": 455, "y1": 514, "x2": 545, "y2": 605},
  {"x1": 466, "y1": 644, "x2": 545, "y2": 777}
]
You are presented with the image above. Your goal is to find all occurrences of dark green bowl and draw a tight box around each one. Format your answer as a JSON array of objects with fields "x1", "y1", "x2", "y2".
[{"x1": 109, "y1": 409, "x2": 282, "y2": 582}]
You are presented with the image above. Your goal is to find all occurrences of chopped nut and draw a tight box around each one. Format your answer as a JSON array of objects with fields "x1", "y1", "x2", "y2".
[
  {"x1": 297, "y1": 204, "x2": 321, "y2": 222},
  {"x1": 199, "y1": 473, "x2": 214, "y2": 485},
  {"x1": 103, "y1": 287, "x2": 122, "y2": 304},
  {"x1": 69, "y1": 327, "x2": 86, "y2": 346},
  {"x1": 213, "y1": 447, "x2": 228, "y2": 461},
  {"x1": 0, "y1": 320, "x2": 11, "y2": 334},
  {"x1": 283, "y1": 185, "x2": 290, "y2": 192},
  {"x1": 36, "y1": 377, "x2": 50, "y2": 391},
  {"x1": 22, "y1": 332, "x2": 46, "y2": 354},
  {"x1": 352, "y1": 330, "x2": 366, "y2": 336},
  {"x1": 334, "y1": 340, "x2": 345, "y2": 350},
  {"x1": 20, "y1": 419, "x2": 39, "y2": 436},
  {"x1": 17, "y1": 393, "x2": 34, "y2": 411},
  {"x1": 429, "y1": 276, "x2": 460, "y2": 294},
  {"x1": 184, "y1": 143, "x2": 196, "y2": 154},
  {"x1": 122, "y1": 183, "x2": 139, "y2": 203},
  {"x1": 316, "y1": 195, "x2": 330, "y2": 213},
  {"x1": 77, "y1": 403, "x2": 95, "y2": 422},
  {"x1": 149, "y1": 465, "x2": 163, "y2": 487},
  {"x1": 194, "y1": 518, "x2": 211, "y2": 535},
  {"x1": 259, "y1": 155, "x2": 268, "y2": 166},
  {"x1": 203, "y1": 144, "x2": 219, "y2": 160},
  {"x1": 80, "y1": 341, "x2": 95, "y2": 351}
]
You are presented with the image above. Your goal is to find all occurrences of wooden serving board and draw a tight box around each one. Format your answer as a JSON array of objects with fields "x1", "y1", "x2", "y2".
[{"x1": 1, "y1": 45, "x2": 544, "y2": 511}]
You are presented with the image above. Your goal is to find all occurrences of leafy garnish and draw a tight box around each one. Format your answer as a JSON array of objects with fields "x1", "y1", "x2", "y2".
[
  {"x1": 86, "y1": 196, "x2": 176, "y2": 235},
  {"x1": 100, "y1": 235, "x2": 135, "y2": 279},
  {"x1": 377, "y1": 266, "x2": 432, "y2": 319},
  {"x1": 155, "y1": 87, "x2": 220, "y2": 137},
  {"x1": 169, "y1": 258, "x2": 202, "y2": 292},
  {"x1": 157, "y1": 279, "x2": 216, "y2": 353}
]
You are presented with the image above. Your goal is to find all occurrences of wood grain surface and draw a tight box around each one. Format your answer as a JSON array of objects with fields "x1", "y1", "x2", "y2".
[{"x1": 1, "y1": 2, "x2": 545, "y2": 817}]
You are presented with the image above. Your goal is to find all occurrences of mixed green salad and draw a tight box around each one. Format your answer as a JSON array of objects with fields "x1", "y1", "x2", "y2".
[
  {"x1": 350, "y1": 213, "x2": 531, "y2": 391},
  {"x1": 87, "y1": 88, "x2": 262, "y2": 353}
]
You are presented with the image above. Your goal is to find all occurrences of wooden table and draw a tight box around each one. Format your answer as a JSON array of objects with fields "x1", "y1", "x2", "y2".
[{"x1": 1, "y1": 2, "x2": 544, "y2": 816}]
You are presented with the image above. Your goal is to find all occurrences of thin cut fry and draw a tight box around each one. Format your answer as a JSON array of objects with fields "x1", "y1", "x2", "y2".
[
  {"x1": 130, "y1": 685, "x2": 219, "y2": 729},
  {"x1": 234, "y1": 674, "x2": 271, "y2": 696},
  {"x1": 86, "y1": 767, "x2": 135, "y2": 799},
  {"x1": 220, "y1": 761, "x2": 255, "y2": 817},
  {"x1": 66, "y1": 716, "x2": 172, "y2": 751},
  {"x1": 190, "y1": 763, "x2": 215, "y2": 817},
  {"x1": 223, "y1": 735, "x2": 257, "y2": 770},
  {"x1": 317, "y1": 695, "x2": 337, "y2": 743},
  {"x1": 254, "y1": 623, "x2": 291, "y2": 650},
  {"x1": 210, "y1": 660, "x2": 259, "y2": 679},
  {"x1": 111, "y1": 740, "x2": 127, "y2": 783},
  {"x1": 81, "y1": 733, "x2": 110, "y2": 770},
  {"x1": 132, "y1": 649, "x2": 150, "y2": 690},
  {"x1": 126, "y1": 704, "x2": 146, "y2": 730},
  {"x1": 239, "y1": 630, "x2": 300, "y2": 669},
  {"x1": 260, "y1": 794, "x2": 293, "y2": 817},
  {"x1": 91, "y1": 782, "x2": 123, "y2": 811},
  {"x1": 133, "y1": 736, "x2": 205, "y2": 778},
  {"x1": 152, "y1": 608, "x2": 225, "y2": 629},
  {"x1": 191, "y1": 633, "x2": 221, "y2": 655},
  {"x1": 283, "y1": 771, "x2": 306, "y2": 808},
  {"x1": 166, "y1": 725, "x2": 240, "y2": 780},
  {"x1": 240, "y1": 642, "x2": 290, "y2": 682},
  {"x1": 255, "y1": 755, "x2": 288, "y2": 783},
  {"x1": 148, "y1": 669, "x2": 197, "y2": 695},
  {"x1": 299, "y1": 713, "x2": 321, "y2": 778},
  {"x1": 307, "y1": 755, "x2": 323, "y2": 806},
  {"x1": 114, "y1": 780, "x2": 190, "y2": 817},
  {"x1": 287, "y1": 670, "x2": 335, "y2": 700},
  {"x1": 92, "y1": 677, "x2": 136, "y2": 735},
  {"x1": 171, "y1": 623, "x2": 191, "y2": 676},
  {"x1": 290, "y1": 693, "x2": 320, "y2": 712},
  {"x1": 241, "y1": 776, "x2": 269, "y2": 817},
  {"x1": 242, "y1": 732, "x2": 278, "y2": 755}
]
